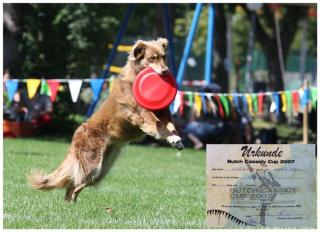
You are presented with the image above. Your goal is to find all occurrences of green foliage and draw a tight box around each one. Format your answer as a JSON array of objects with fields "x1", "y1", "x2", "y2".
[{"x1": 4, "y1": 139, "x2": 205, "y2": 228}]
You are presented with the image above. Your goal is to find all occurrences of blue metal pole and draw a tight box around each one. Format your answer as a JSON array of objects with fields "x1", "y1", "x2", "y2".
[
  {"x1": 163, "y1": 4, "x2": 176, "y2": 76},
  {"x1": 176, "y1": 3, "x2": 203, "y2": 87},
  {"x1": 86, "y1": 5, "x2": 134, "y2": 119},
  {"x1": 102, "y1": 4, "x2": 134, "y2": 79},
  {"x1": 204, "y1": 4, "x2": 215, "y2": 85}
]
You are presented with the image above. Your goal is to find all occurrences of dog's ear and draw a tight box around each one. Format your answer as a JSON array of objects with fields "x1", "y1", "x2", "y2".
[
  {"x1": 133, "y1": 40, "x2": 146, "y2": 60},
  {"x1": 157, "y1": 38, "x2": 168, "y2": 50}
]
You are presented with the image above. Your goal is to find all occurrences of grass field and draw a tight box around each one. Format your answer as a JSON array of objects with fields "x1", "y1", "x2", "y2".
[{"x1": 3, "y1": 138, "x2": 205, "y2": 229}]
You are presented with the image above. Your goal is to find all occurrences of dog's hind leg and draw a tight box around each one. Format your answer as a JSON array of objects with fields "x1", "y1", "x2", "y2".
[
  {"x1": 71, "y1": 183, "x2": 87, "y2": 203},
  {"x1": 65, "y1": 186, "x2": 75, "y2": 202}
]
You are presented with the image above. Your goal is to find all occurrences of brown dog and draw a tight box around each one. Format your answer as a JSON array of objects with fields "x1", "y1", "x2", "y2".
[{"x1": 28, "y1": 38, "x2": 184, "y2": 202}]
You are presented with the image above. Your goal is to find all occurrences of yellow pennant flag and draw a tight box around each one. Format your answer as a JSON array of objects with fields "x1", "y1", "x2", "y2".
[
  {"x1": 26, "y1": 79, "x2": 41, "y2": 99},
  {"x1": 228, "y1": 95, "x2": 233, "y2": 103},
  {"x1": 246, "y1": 94, "x2": 253, "y2": 114},
  {"x1": 194, "y1": 93, "x2": 202, "y2": 117},
  {"x1": 281, "y1": 92, "x2": 287, "y2": 112},
  {"x1": 109, "y1": 77, "x2": 114, "y2": 92}
]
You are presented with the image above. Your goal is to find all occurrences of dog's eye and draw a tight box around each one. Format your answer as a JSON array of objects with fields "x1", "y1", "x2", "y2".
[
  {"x1": 148, "y1": 57, "x2": 156, "y2": 63},
  {"x1": 162, "y1": 55, "x2": 167, "y2": 60}
]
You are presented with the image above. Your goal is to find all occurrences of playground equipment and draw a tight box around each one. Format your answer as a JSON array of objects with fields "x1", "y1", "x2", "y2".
[{"x1": 86, "y1": 4, "x2": 177, "y2": 118}]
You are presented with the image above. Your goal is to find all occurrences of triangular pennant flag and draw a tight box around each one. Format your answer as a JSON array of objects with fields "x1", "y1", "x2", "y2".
[
  {"x1": 179, "y1": 92, "x2": 184, "y2": 116},
  {"x1": 214, "y1": 95, "x2": 225, "y2": 118},
  {"x1": 232, "y1": 94, "x2": 240, "y2": 112},
  {"x1": 68, "y1": 80, "x2": 83, "y2": 103},
  {"x1": 228, "y1": 95, "x2": 233, "y2": 103},
  {"x1": 242, "y1": 95, "x2": 248, "y2": 112},
  {"x1": 245, "y1": 94, "x2": 253, "y2": 114},
  {"x1": 258, "y1": 93, "x2": 264, "y2": 114},
  {"x1": 301, "y1": 88, "x2": 310, "y2": 110},
  {"x1": 272, "y1": 92, "x2": 280, "y2": 117},
  {"x1": 285, "y1": 91, "x2": 292, "y2": 115},
  {"x1": 26, "y1": 79, "x2": 41, "y2": 99},
  {"x1": 172, "y1": 91, "x2": 181, "y2": 114},
  {"x1": 109, "y1": 77, "x2": 114, "y2": 92},
  {"x1": 5, "y1": 80, "x2": 19, "y2": 102},
  {"x1": 47, "y1": 80, "x2": 60, "y2": 102},
  {"x1": 281, "y1": 92, "x2": 287, "y2": 112},
  {"x1": 40, "y1": 79, "x2": 51, "y2": 96},
  {"x1": 292, "y1": 90, "x2": 300, "y2": 113},
  {"x1": 90, "y1": 79, "x2": 105, "y2": 101},
  {"x1": 310, "y1": 87, "x2": 317, "y2": 109},
  {"x1": 194, "y1": 93, "x2": 202, "y2": 117},
  {"x1": 252, "y1": 94, "x2": 258, "y2": 113},
  {"x1": 200, "y1": 93, "x2": 207, "y2": 114},
  {"x1": 188, "y1": 92, "x2": 194, "y2": 107},
  {"x1": 220, "y1": 95, "x2": 230, "y2": 117},
  {"x1": 207, "y1": 94, "x2": 217, "y2": 116}
]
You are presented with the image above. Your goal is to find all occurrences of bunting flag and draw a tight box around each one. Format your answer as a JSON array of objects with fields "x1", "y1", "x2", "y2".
[
  {"x1": 242, "y1": 95, "x2": 248, "y2": 112},
  {"x1": 4, "y1": 77, "x2": 318, "y2": 120},
  {"x1": 207, "y1": 95, "x2": 217, "y2": 116},
  {"x1": 188, "y1": 92, "x2": 194, "y2": 107},
  {"x1": 214, "y1": 95, "x2": 225, "y2": 118},
  {"x1": 246, "y1": 94, "x2": 253, "y2": 114},
  {"x1": 26, "y1": 79, "x2": 41, "y2": 99},
  {"x1": 292, "y1": 90, "x2": 300, "y2": 113},
  {"x1": 281, "y1": 92, "x2": 287, "y2": 112},
  {"x1": 220, "y1": 95, "x2": 230, "y2": 117},
  {"x1": 194, "y1": 93, "x2": 202, "y2": 117},
  {"x1": 201, "y1": 93, "x2": 207, "y2": 114},
  {"x1": 310, "y1": 87, "x2": 317, "y2": 109},
  {"x1": 90, "y1": 79, "x2": 105, "y2": 101},
  {"x1": 233, "y1": 94, "x2": 240, "y2": 112},
  {"x1": 172, "y1": 91, "x2": 181, "y2": 114},
  {"x1": 272, "y1": 92, "x2": 280, "y2": 117},
  {"x1": 68, "y1": 80, "x2": 83, "y2": 103},
  {"x1": 258, "y1": 93, "x2": 264, "y2": 114},
  {"x1": 252, "y1": 94, "x2": 258, "y2": 113},
  {"x1": 47, "y1": 80, "x2": 60, "y2": 102},
  {"x1": 5, "y1": 80, "x2": 19, "y2": 102},
  {"x1": 301, "y1": 88, "x2": 310, "y2": 109},
  {"x1": 179, "y1": 91, "x2": 184, "y2": 116},
  {"x1": 40, "y1": 79, "x2": 51, "y2": 96},
  {"x1": 285, "y1": 91, "x2": 292, "y2": 114}
]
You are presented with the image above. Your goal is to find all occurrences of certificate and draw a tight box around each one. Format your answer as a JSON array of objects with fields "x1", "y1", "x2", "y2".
[{"x1": 206, "y1": 144, "x2": 316, "y2": 228}]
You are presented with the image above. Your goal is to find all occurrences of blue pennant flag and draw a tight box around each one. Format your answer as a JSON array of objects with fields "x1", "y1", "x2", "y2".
[
  {"x1": 5, "y1": 80, "x2": 19, "y2": 102},
  {"x1": 90, "y1": 79, "x2": 105, "y2": 101},
  {"x1": 242, "y1": 95, "x2": 247, "y2": 112},
  {"x1": 233, "y1": 94, "x2": 240, "y2": 112},
  {"x1": 200, "y1": 93, "x2": 207, "y2": 114},
  {"x1": 301, "y1": 88, "x2": 310, "y2": 109},
  {"x1": 273, "y1": 92, "x2": 280, "y2": 117}
]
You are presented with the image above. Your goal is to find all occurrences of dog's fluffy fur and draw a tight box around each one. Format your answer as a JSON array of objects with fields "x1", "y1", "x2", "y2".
[{"x1": 28, "y1": 38, "x2": 184, "y2": 202}]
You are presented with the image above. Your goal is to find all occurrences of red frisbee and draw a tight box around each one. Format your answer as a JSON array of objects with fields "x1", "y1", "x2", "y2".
[{"x1": 133, "y1": 67, "x2": 177, "y2": 110}]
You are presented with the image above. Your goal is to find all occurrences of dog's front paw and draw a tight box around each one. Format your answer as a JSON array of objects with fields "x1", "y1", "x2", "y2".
[{"x1": 167, "y1": 135, "x2": 184, "y2": 150}]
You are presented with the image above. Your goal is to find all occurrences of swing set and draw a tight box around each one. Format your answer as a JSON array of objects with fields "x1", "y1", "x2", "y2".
[{"x1": 86, "y1": 3, "x2": 216, "y2": 118}]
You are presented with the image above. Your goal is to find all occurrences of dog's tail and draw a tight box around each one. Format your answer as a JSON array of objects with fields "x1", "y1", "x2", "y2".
[{"x1": 28, "y1": 155, "x2": 82, "y2": 190}]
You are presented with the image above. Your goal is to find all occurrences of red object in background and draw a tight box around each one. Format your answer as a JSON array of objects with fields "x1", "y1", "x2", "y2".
[
  {"x1": 3, "y1": 120, "x2": 35, "y2": 138},
  {"x1": 308, "y1": 7, "x2": 316, "y2": 17},
  {"x1": 133, "y1": 67, "x2": 177, "y2": 111},
  {"x1": 258, "y1": 93, "x2": 264, "y2": 114},
  {"x1": 35, "y1": 113, "x2": 52, "y2": 128},
  {"x1": 292, "y1": 90, "x2": 300, "y2": 113},
  {"x1": 214, "y1": 96, "x2": 225, "y2": 118},
  {"x1": 47, "y1": 80, "x2": 60, "y2": 102}
]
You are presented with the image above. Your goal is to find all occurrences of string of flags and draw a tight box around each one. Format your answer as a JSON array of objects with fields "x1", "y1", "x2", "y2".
[{"x1": 4, "y1": 78, "x2": 317, "y2": 119}]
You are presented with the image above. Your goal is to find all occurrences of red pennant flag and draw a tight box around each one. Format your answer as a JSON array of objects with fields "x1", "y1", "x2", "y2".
[
  {"x1": 214, "y1": 96, "x2": 224, "y2": 118},
  {"x1": 179, "y1": 92, "x2": 184, "y2": 116},
  {"x1": 258, "y1": 93, "x2": 264, "y2": 114},
  {"x1": 292, "y1": 90, "x2": 300, "y2": 113},
  {"x1": 47, "y1": 80, "x2": 60, "y2": 102}
]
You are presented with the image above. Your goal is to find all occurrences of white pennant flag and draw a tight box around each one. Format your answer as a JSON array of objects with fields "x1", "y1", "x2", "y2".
[
  {"x1": 172, "y1": 91, "x2": 181, "y2": 114},
  {"x1": 68, "y1": 80, "x2": 83, "y2": 103}
]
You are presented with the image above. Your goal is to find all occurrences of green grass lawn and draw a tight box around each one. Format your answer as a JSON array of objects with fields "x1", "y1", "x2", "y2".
[{"x1": 3, "y1": 138, "x2": 205, "y2": 229}]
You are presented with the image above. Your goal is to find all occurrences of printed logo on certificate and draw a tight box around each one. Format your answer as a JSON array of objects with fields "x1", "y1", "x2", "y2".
[{"x1": 206, "y1": 144, "x2": 316, "y2": 228}]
